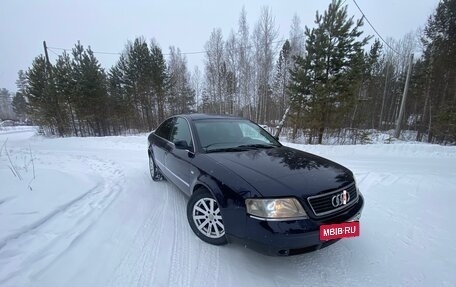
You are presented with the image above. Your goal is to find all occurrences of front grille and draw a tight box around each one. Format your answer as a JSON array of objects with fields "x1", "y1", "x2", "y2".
[{"x1": 307, "y1": 183, "x2": 358, "y2": 217}]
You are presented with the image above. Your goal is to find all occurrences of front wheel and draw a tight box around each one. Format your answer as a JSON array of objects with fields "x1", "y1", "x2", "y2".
[{"x1": 187, "y1": 188, "x2": 228, "y2": 245}]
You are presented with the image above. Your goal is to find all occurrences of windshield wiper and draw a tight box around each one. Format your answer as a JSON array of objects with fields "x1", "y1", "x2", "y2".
[
  {"x1": 205, "y1": 147, "x2": 250, "y2": 153},
  {"x1": 204, "y1": 143, "x2": 279, "y2": 153},
  {"x1": 236, "y1": 143, "x2": 279, "y2": 149},
  {"x1": 203, "y1": 142, "x2": 246, "y2": 153}
]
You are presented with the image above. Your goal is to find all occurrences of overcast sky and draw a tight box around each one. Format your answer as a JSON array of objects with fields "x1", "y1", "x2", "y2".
[{"x1": 0, "y1": 0, "x2": 438, "y2": 93}]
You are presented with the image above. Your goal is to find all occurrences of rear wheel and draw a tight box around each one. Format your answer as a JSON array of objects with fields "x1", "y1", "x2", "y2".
[
  {"x1": 149, "y1": 153, "x2": 164, "y2": 181},
  {"x1": 187, "y1": 188, "x2": 227, "y2": 245}
]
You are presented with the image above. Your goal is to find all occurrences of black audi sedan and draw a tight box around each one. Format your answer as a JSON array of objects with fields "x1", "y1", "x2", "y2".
[{"x1": 147, "y1": 114, "x2": 364, "y2": 256}]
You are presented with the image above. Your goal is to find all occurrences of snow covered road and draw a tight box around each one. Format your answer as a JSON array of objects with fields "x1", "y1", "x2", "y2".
[{"x1": 1, "y1": 128, "x2": 455, "y2": 286}]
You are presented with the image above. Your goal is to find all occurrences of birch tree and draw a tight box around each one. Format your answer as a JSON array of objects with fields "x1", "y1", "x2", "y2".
[
  {"x1": 204, "y1": 28, "x2": 224, "y2": 114},
  {"x1": 237, "y1": 6, "x2": 254, "y2": 118},
  {"x1": 289, "y1": 14, "x2": 305, "y2": 59},
  {"x1": 252, "y1": 6, "x2": 279, "y2": 123},
  {"x1": 167, "y1": 46, "x2": 195, "y2": 115}
]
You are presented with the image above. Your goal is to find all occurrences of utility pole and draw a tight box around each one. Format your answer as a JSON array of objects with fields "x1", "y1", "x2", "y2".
[
  {"x1": 394, "y1": 53, "x2": 413, "y2": 139},
  {"x1": 43, "y1": 41, "x2": 53, "y2": 77},
  {"x1": 43, "y1": 40, "x2": 63, "y2": 136}
]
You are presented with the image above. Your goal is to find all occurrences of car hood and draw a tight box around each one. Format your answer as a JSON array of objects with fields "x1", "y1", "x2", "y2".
[{"x1": 204, "y1": 146, "x2": 353, "y2": 198}]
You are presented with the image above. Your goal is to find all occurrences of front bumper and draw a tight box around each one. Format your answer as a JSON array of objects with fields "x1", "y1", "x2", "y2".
[{"x1": 226, "y1": 193, "x2": 364, "y2": 256}]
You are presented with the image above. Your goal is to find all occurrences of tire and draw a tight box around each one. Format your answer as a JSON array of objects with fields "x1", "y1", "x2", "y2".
[
  {"x1": 187, "y1": 188, "x2": 228, "y2": 245},
  {"x1": 149, "y1": 153, "x2": 164, "y2": 181}
]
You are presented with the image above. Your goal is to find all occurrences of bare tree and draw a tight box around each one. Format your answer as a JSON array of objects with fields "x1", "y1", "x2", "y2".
[
  {"x1": 167, "y1": 46, "x2": 195, "y2": 115},
  {"x1": 204, "y1": 28, "x2": 224, "y2": 114},
  {"x1": 191, "y1": 66, "x2": 202, "y2": 112},
  {"x1": 0, "y1": 89, "x2": 15, "y2": 120},
  {"x1": 381, "y1": 32, "x2": 418, "y2": 129},
  {"x1": 237, "y1": 6, "x2": 254, "y2": 118},
  {"x1": 289, "y1": 14, "x2": 305, "y2": 59},
  {"x1": 252, "y1": 6, "x2": 279, "y2": 124},
  {"x1": 225, "y1": 30, "x2": 238, "y2": 114}
]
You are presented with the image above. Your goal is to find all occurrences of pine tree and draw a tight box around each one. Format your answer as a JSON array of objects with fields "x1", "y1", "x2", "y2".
[
  {"x1": 26, "y1": 55, "x2": 67, "y2": 135},
  {"x1": 54, "y1": 52, "x2": 78, "y2": 135},
  {"x1": 288, "y1": 56, "x2": 312, "y2": 141},
  {"x1": 363, "y1": 39, "x2": 384, "y2": 129},
  {"x1": 108, "y1": 57, "x2": 134, "y2": 132},
  {"x1": 289, "y1": 0, "x2": 370, "y2": 143},
  {"x1": 150, "y1": 42, "x2": 168, "y2": 124},
  {"x1": 71, "y1": 42, "x2": 109, "y2": 136},
  {"x1": 13, "y1": 70, "x2": 29, "y2": 122},
  {"x1": 110, "y1": 38, "x2": 155, "y2": 131},
  {"x1": 272, "y1": 40, "x2": 292, "y2": 121},
  {"x1": 12, "y1": 93, "x2": 27, "y2": 121},
  {"x1": 421, "y1": 0, "x2": 456, "y2": 143}
]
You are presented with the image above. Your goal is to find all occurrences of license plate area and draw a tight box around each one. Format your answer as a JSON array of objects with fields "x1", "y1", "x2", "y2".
[{"x1": 319, "y1": 221, "x2": 360, "y2": 241}]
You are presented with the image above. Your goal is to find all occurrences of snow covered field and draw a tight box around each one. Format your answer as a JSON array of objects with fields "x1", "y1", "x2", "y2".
[{"x1": 1, "y1": 127, "x2": 455, "y2": 287}]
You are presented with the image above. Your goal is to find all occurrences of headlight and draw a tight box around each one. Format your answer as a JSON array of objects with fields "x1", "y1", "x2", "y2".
[{"x1": 245, "y1": 198, "x2": 308, "y2": 220}]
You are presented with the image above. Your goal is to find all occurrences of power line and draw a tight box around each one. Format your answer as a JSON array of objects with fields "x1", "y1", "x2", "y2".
[
  {"x1": 46, "y1": 34, "x2": 305, "y2": 58},
  {"x1": 351, "y1": 0, "x2": 401, "y2": 55},
  {"x1": 48, "y1": 46, "x2": 122, "y2": 55},
  {"x1": 47, "y1": 47, "x2": 60, "y2": 57},
  {"x1": 86, "y1": 51, "x2": 121, "y2": 55},
  {"x1": 48, "y1": 45, "x2": 207, "y2": 56}
]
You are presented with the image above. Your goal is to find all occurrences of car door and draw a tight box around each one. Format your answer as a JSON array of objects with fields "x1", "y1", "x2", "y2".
[
  {"x1": 152, "y1": 117, "x2": 175, "y2": 177},
  {"x1": 166, "y1": 117, "x2": 194, "y2": 195}
]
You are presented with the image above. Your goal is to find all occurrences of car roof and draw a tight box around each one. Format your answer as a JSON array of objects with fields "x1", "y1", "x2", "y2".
[{"x1": 178, "y1": 113, "x2": 246, "y2": 121}]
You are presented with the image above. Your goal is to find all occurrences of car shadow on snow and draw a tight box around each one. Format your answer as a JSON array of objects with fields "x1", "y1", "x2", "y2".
[{"x1": 214, "y1": 236, "x2": 371, "y2": 286}]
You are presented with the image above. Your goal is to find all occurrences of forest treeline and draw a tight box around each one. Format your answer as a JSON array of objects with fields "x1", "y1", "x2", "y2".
[{"x1": 2, "y1": 0, "x2": 455, "y2": 144}]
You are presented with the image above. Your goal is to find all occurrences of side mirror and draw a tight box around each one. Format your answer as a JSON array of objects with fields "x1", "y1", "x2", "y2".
[{"x1": 174, "y1": 140, "x2": 190, "y2": 150}]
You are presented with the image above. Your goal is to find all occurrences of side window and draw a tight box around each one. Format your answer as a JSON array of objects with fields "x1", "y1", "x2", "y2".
[
  {"x1": 170, "y1": 118, "x2": 193, "y2": 149},
  {"x1": 155, "y1": 118, "x2": 175, "y2": 140}
]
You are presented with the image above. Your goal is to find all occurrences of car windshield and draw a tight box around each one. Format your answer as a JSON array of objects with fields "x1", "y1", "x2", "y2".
[{"x1": 194, "y1": 119, "x2": 280, "y2": 152}]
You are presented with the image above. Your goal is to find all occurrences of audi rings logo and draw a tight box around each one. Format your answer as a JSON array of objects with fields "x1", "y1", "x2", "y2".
[{"x1": 331, "y1": 190, "x2": 350, "y2": 207}]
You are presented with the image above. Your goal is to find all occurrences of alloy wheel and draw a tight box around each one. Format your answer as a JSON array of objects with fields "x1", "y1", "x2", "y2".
[{"x1": 192, "y1": 197, "x2": 225, "y2": 239}]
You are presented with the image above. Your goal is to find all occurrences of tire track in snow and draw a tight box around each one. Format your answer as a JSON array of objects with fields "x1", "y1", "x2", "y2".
[
  {"x1": 142, "y1": 179, "x2": 170, "y2": 286},
  {"x1": 167, "y1": 184, "x2": 191, "y2": 287},
  {"x1": 190, "y1": 242, "x2": 221, "y2": 287},
  {"x1": 0, "y1": 184, "x2": 100, "y2": 250},
  {"x1": 0, "y1": 196, "x2": 13, "y2": 206},
  {"x1": 0, "y1": 153, "x2": 125, "y2": 285},
  {"x1": 109, "y1": 177, "x2": 170, "y2": 287},
  {"x1": 156, "y1": 183, "x2": 222, "y2": 287},
  {"x1": 136, "y1": 180, "x2": 172, "y2": 286}
]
